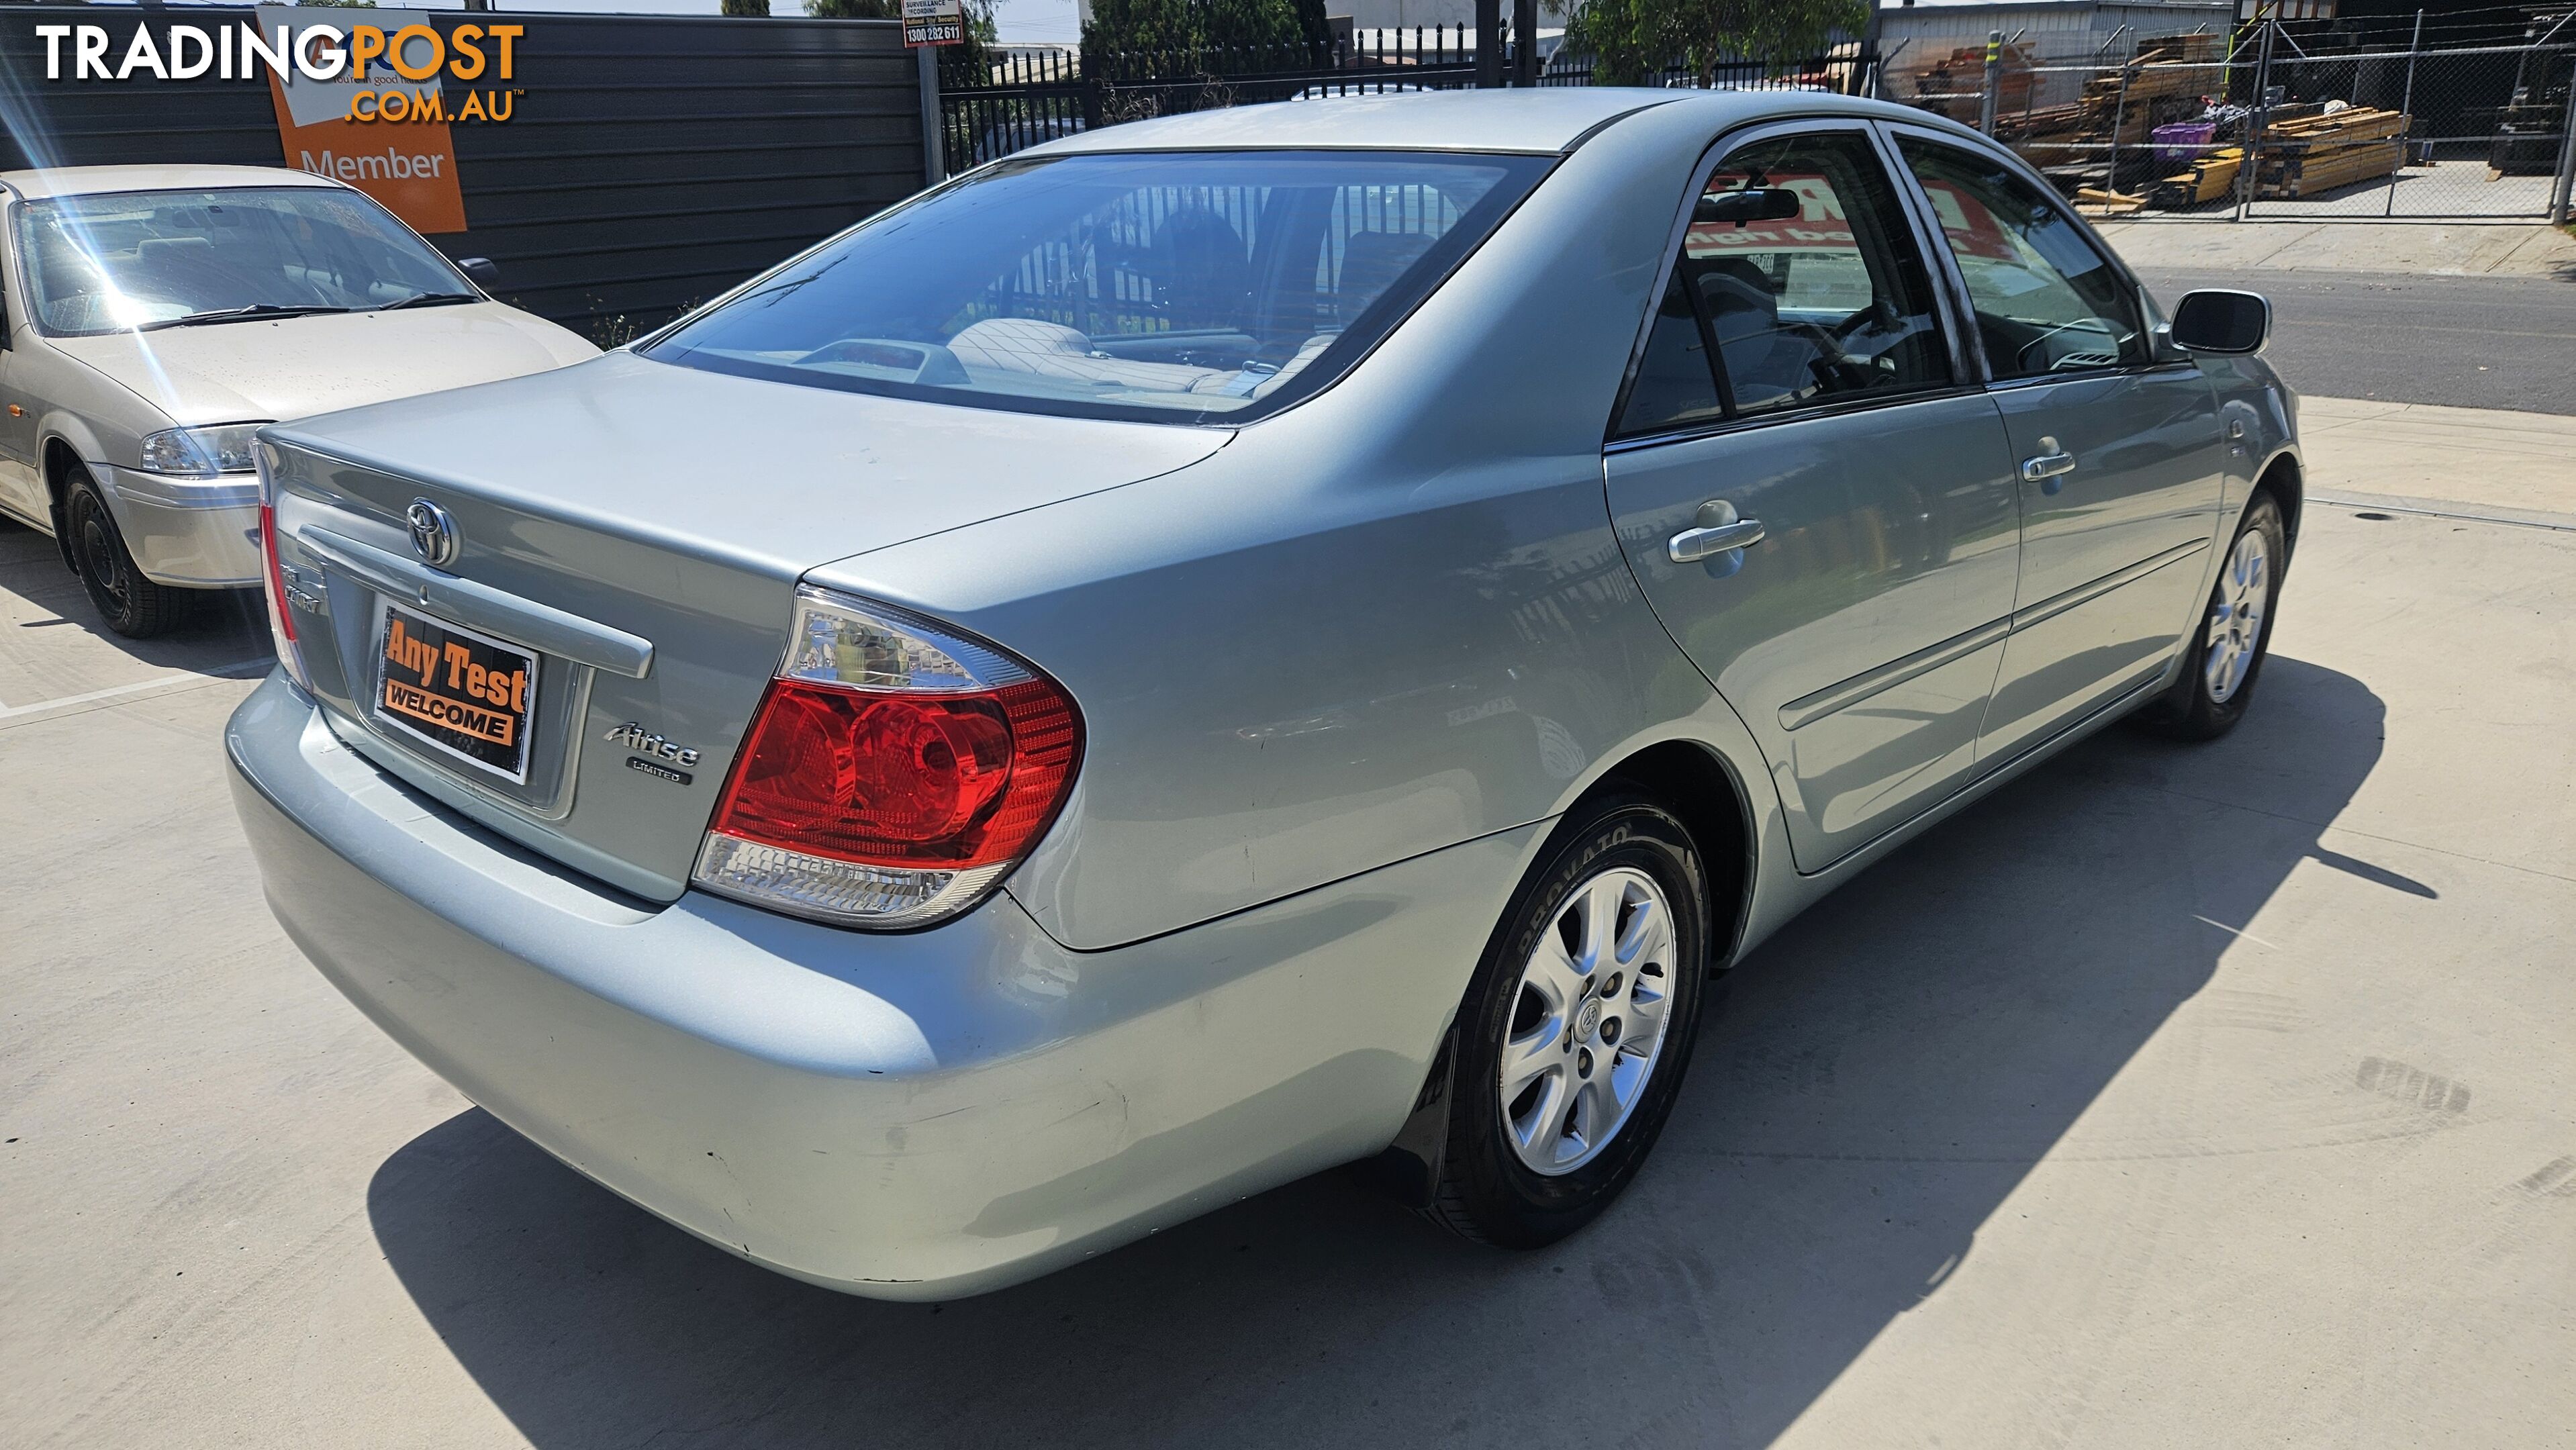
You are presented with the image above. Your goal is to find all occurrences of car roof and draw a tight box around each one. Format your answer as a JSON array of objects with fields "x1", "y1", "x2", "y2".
[
  {"x1": 1022, "y1": 88, "x2": 1949, "y2": 159},
  {"x1": 0, "y1": 164, "x2": 346, "y2": 202},
  {"x1": 1029, "y1": 87, "x2": 1694, "y2": 157}
]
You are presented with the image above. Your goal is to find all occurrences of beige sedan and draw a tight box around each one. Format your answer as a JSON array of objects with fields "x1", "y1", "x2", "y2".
[{"x1": 0, "y1": 164, "x2": 595, "y2": 636}]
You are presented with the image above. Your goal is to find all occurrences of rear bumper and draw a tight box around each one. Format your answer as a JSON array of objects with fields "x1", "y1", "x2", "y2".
[
  {"x1": 101, "y1": 467, "x2": 261, "y2": 587},
  {"x1": 226, "y1": 673, "x2": 1529, "y2": 1299}
]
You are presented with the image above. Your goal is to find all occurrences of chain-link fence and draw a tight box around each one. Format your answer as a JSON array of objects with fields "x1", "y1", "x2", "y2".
[
  {"x1": 1887, "y1": 31, "x2": 2245, "y2": 211},
  {"x1": 1883, "y1": 15, "x2": 2576, "y2": 222},
  {"x1": 2248, "y1": 36, "x2": 2573, "y2": 218}
]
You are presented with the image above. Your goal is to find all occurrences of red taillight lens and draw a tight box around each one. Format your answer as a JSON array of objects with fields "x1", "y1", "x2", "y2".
[
  {"x1": 691, "y1": 586, "x2": 1083, "y2": 930},
  {"x1": 259, "y1": 499, "x2": 295, "y2": 644},
  {"x1": 711, "y1": 677, "x2": 1078, "y2": 870},
  {"x1": 256, "y1": 487, "x2": 312, "y2": 693}
]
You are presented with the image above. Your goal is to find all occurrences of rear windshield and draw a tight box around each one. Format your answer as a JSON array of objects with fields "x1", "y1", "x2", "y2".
[
  {"x1": 12, "y1": 187, "x2": 471, "y2": 336},
  {"x1": 640, "y1": 149, "x2": 1553, "y2": 425}
]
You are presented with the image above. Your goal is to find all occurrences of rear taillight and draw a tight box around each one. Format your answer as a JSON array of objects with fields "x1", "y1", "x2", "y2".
[
  {"x1": 691, "y1": 585, "x2": 1082, "y2": 930},
  {"x1": 254, "y1": 444, "x2": 309, "y2": 691}
]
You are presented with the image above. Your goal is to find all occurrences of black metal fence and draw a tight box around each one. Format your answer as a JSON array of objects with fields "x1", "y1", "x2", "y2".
[
  {"x1": 939, "y1": 29, "x2": 1486, "y2": 174},
  {"x1": 939, "y1": 31, "x2": 1878, "y2": 175}
]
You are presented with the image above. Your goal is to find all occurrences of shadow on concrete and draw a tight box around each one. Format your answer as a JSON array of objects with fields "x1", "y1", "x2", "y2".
[
  {"x1": 0, "y1": 515, "x2": 272, "y2": 673},
  {"x1": 367, "y1": 655, "x2": 2395, "y2": 1449}
]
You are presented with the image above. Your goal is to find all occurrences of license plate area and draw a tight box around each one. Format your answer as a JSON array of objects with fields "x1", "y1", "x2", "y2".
[{"x1": 371, "y1": 599, "x2": 542, "y2": 784}]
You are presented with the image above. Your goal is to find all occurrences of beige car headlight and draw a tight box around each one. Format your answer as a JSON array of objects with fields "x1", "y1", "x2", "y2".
[{"x1": 139, "y1": 423, "x2": 269, "y2": 478}]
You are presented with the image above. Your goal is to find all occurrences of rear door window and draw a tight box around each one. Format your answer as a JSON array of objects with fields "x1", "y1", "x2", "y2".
[{"x1": 1617, "y1": 130, "x2": 1952, "y2": 437}]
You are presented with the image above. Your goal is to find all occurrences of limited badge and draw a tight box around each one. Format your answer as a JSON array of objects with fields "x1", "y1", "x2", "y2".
[{"x1": 626, "y1": 755, "x2": 693, "y2": 786}]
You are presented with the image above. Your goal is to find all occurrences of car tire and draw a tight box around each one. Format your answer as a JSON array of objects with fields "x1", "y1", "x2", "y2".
[
  {"x1": 1427, "y1": 791, "x2": 1710, "y2": 1249},
  {"x1": 64, "y1": 467, "x2": 185, "y2": 639},
  {"x1": 2134, "y1": 490, "x2": 2286, "y2": 743}
]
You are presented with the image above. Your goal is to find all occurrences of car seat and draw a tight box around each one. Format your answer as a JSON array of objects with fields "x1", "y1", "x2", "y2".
[
  {"x1": 1689, "y1": 256, "x2": 1822, "y2": 411},
  {"x1": 945, "y1": 318, "x2": 1221, "y2": 393}
]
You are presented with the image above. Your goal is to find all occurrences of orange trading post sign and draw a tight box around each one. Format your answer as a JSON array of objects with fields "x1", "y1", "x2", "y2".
[{"x1": 254, "y1": 4, "x2": 519, "y2": 236}]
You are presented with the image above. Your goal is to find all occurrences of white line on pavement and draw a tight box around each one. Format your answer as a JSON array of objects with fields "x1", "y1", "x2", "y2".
[
  {"x1": 2194, "y1": 914, "x2": 2283, "y2": 951},
  {"x1": 0, "y1": 658, "x2": 273, "y2": 720}
]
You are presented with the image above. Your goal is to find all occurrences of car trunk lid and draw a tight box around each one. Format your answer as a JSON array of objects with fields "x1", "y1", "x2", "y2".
[{"x1": 261, "y1": 351, "x2": 1228, "y2": 900}]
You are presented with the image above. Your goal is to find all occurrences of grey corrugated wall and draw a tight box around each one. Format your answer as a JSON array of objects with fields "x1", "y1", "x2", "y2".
[{"x1": 0, "y1": 5, "x2": 924, "y2": 342}]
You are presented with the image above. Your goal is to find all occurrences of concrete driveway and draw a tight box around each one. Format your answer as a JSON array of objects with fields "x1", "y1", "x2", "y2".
[{"x1": 4, "y1": 414, "x2": 2572, "y2": 1447}]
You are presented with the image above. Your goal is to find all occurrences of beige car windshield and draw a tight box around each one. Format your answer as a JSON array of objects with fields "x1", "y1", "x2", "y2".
[{"x1": 15, "y1": 186, "x2": 473, "y2": 336}]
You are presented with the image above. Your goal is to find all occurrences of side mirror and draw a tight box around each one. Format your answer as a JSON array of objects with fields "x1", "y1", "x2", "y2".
[
  {"x1": 2169, "y1": 289, "x2": 2271, "y2": 354},
  {"x1": 456, "y1": 256, "x2": 501, "y2": 287},
  {"x1": 1695, "y1": 188, "x2": 1804, "y2": 227}
]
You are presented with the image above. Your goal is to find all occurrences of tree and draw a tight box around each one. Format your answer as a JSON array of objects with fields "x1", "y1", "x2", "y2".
[
  {"x1": 722, "y1": 0, "x2": 769, "y2": 15},
  {"x1": 1554, "y1": 0, "x2": 1863, "y2": 85},
  {"x1": 1082, "y1": 0, "x2": 1332, "y2": 66},
  {"x1": 806, "y1": 0, "x2": 999, "y2": 80}
]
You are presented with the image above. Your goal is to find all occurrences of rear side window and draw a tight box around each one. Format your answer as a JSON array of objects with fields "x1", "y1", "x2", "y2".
[
  {"x1": 1895, "y1": 138, "x2": 2150, "y2": 379},
  {"x1": 642, "y1": 150, "x2": 1551, "y2": 426},
  {"x1": 1616, "y1": 130, "x2": 1951, "y2": 438}
]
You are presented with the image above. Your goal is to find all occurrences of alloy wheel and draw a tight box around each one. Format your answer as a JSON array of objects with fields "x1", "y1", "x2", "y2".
[
  {"x1": 1496, "y1": 865, "x2": 1678, "y2": 1176},
  {"x1": 2203, "y1": 526, "x2": 2271, "y2": 704}
]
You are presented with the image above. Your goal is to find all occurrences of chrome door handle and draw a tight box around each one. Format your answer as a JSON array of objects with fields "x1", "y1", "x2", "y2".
[
  {"x1": 2020, "y1": 452, "x2": 2077, "y2": 483},
  {"x1": 2020, "y1": 434, "x2": 2077, "y2": 495},
  {"x1": 1668, "y1": 518, "x2": 1766, "y2": 563}
]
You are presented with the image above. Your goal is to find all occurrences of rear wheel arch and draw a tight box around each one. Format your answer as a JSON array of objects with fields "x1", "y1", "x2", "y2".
[
  {"x1": 1587, "y1": 738, "x2": 1754, "y2": 969},
  {"x1": 1353, "y1": 734, "x2": 1758, "y2": 1210}
]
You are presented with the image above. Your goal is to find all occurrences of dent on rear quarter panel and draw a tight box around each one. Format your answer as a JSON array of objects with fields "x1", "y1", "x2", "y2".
[{"x1": 807, "y1": 99, "x2": 1760, "y2": 951}]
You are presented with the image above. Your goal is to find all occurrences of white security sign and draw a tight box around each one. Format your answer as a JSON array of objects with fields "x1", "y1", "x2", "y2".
[{"x1": 903, "y1": 0, "x2": 966, "y2": 48}]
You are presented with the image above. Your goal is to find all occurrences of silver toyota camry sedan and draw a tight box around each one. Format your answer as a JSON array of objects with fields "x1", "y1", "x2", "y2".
[{"x1": 228, "y1": 89, "x2": 2299, "y2": 1300}]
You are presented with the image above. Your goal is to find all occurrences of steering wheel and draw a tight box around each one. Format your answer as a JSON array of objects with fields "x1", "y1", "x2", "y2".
[
  {"x1": 1801, "y1": 334, "x2": 1879, "y2": 393},
  {"x1": 1827, "y1": 295, "x2": 1903, "y2": 347},
  {"x1": 1805, "y1": 299, "x2": 1901, "y2": 391}
]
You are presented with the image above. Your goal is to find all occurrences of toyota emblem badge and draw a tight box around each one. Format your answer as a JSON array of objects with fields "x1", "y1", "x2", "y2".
[{"x1": 406, "y1": 498, "x2": 460, "y2": 568}]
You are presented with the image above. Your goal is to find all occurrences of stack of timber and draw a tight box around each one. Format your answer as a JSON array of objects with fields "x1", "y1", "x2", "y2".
[
  {"x1": 2075, "y1": 186, "x2": 2148, "y2": 214},
  {"x1": 2248, "y1": 106, "x2": 2408, "y2": 197},
  {"x1": 2144, "y1": 104, "x2": 2407, "y2": 205},
  {"x1": 2147, "y1": 101, "x2": 2317, "y2": 206},
  {"x1": 1896, "y1": 42, "x2": 2037, "y2": 123},
  {"x1": 2078, "y1": 30, "x2": 2226, "y2": 142},
  {"x1": 2148, "y1": 145, "x2": 2243, "y2": 206},
  {"x1": 1998, "y1": 33, "x2": 2227, "y2": 193}
]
